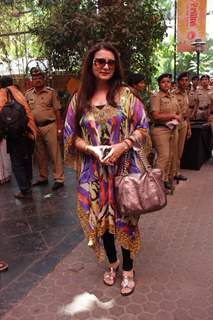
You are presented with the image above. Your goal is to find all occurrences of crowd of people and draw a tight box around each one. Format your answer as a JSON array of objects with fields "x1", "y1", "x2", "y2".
[
  {"x1": 128, "y1": 71, "x2": 213, "y2": 191},
  {"x1": 0, "y1": 69, "x2": 64, "y2": 200},
  {"x1": 0, "y1": 42, "x2": 213, "y2": 296}
]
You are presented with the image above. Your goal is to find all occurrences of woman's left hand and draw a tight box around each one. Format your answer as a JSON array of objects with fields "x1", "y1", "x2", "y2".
[{"x1": 101, "y1": 143, "x2": 127, "y2": 166}]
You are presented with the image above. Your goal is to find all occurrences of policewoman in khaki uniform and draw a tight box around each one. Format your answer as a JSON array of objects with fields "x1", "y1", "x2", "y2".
[
  {"x1": 174, "y1": 72, "x2": 191, "y2": 182},
  {"x1": 25, "y1": 68, "x2": 64, "y2": 190},
  {"x1": 150, "y1": 73, "x2": 180, "y2": 190},
  {"x1": 195, "y1": 74, "x2": 212, "y2": 121}
]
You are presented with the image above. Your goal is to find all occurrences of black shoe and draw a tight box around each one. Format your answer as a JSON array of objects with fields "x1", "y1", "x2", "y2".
[
  {"x1": 32, "y1": 180, "x2": 48, "y2": 187},
  {"x1": 52, "y1": 182, "x2": 64, "y2": 190},
  {"x1": 14, "y1": 191, "x2": 32, "y2": 199},
  {"x1": 164, "y1": 181, "x2": 172, "y2": 190},
  {"x1": 175, "y1": 174, "x2": 187, "y2": 181}
]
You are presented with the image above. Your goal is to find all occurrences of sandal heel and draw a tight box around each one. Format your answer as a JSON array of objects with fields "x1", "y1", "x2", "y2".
[
  {"x1": 120, "y1": 271, "x2": 135, "y2": 296},
  {"x1": 103, "y1": 264, "x2": 119, "y2": 286}
]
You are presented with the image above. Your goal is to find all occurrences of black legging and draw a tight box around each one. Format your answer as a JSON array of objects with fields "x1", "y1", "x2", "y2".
[{"x1": 102, "y1": 230, "x2": 133, "y2": 271}]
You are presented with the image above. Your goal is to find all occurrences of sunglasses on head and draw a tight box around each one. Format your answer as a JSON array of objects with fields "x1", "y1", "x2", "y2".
[{"x1": 93, "y1": 58, "x2": 116, "y2": 68}]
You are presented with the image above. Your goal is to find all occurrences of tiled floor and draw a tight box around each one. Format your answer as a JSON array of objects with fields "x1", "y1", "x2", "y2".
[
  {"x1": 0, "y1": 167, "x2": 83, "y2": 318},
  {"x1": 1, "y1": 160, "x2": 213, "y2": 319}
]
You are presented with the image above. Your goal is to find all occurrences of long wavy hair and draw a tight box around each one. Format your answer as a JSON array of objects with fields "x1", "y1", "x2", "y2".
[{"x1": 75, "y1": 42, "x2": 124, "y2": 135}]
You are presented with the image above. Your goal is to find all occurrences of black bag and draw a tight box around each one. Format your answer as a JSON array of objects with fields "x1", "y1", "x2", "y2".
[{"x1": 0, "y1": 88, "x2": 28, "y2": 139}]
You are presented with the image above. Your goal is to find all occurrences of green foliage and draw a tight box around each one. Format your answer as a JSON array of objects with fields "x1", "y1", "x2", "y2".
[
  {"x1": 0, "y1": 0, "x2": 170, "y2": 83},
  {"x1": 0, "y1": 0, "x2": 54, "y2": 73},
  {"x1": 33, "y1": 0, "x2": 168, "y2": 82},
  {"x1": 157, "y1": 34, "x2": 213, "y2": 79}
]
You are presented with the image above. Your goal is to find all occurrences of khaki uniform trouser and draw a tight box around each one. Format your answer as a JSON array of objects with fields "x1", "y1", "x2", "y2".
[
  {"x1": 176, "y1": 120, "x2": 188, "y2": 173},
  {"x1": 210, "y1": 121, "x2": 213, "y2": 146},
  {"x1": 35, "y1": 122, "x2": 64, "y2": 183},
  {"x1": 151, "y1": 127, "x2": 178, "y2": 181}
]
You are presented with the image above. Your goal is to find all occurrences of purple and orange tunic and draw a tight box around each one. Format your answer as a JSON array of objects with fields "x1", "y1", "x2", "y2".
[{"x1": 64, "y1": 87, "x2": 149, "y2": 260}]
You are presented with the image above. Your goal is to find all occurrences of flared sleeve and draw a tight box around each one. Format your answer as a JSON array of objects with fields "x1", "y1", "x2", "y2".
[
  {"x1": 64, "y1": 94, "x2": 81, "y2": 171},
  {"x1": 120, "y1": 87, "x2": 151, "y2": 150}
]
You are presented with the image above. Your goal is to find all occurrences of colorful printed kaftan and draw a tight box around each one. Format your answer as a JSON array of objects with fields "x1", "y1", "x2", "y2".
[{"x1": 64, "y1": 87, "x2": 149, "y2": 260}]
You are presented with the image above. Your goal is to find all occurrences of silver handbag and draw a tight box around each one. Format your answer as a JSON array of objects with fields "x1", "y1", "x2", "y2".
[{"x1": 115, "y1": 146, "x2": 167, "y2": 216}]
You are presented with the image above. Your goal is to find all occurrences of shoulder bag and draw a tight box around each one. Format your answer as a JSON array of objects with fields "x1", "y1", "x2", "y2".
[{"x1": 114, "y1": 145, "x2": 167, "y2": 216}]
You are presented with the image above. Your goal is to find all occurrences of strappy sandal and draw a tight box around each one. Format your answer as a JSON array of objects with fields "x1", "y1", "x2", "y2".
[
  {"x1": 103, "y1": 264, "x2": 119, "y2": 286},
  {"x1": 120, "y1": 271, "x2": 135, "y2": 296},
  {"x1": 0, "y1": 260, "x2": 8, "y2": 272}
]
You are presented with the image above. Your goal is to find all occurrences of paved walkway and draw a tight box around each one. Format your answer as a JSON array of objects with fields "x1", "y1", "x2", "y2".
[{"x1": 1, "y1": 161, "x2": 213, "y2": 320}]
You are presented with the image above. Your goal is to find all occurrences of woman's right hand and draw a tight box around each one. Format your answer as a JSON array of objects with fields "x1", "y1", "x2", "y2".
[{"x1": 86, "y1": 145, "x2": 111, "y2": 162}]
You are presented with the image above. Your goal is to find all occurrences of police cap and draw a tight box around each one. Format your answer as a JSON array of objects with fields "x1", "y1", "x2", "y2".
[
  {"x1": 191, "y1": 75, "x2": 199, "y2": 81},
  {"x1": 200, "y1": 74, "x2": 210, "y2": 80},
  {"x1": 30, "y1": 67, "x2": 45, "y2": 78},
  {"x1": 126, "y1": 72, "x2": 145, "y2": 85}
]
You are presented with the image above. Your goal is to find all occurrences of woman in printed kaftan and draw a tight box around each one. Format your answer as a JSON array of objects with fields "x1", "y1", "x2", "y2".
[{"x1": 64, "y1": 42, "x2": 150, "y2": 296}]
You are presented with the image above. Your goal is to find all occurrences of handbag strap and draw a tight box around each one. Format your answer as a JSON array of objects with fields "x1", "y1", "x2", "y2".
[
  {"x1": 137, "y1": 144, "x2": 151, "y2": 171},
  {"x1": 6, "y1": 88, "x2": 15, "y2": 103},
  {"x1": 119, "y1": 144, "x2": 151, "y2": 176},
  {"x1": 119, "y1": 97, "x2": 151, "y2": 176}
]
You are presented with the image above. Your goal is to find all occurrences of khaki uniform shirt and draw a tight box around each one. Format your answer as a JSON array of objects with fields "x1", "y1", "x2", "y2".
[
  {"x1": 196, "y1": 87, "x2": 212, "y2": 109},
  {"x1": 174, "y1": 89, "x2": 189, "y2": 121},
  {"x1": 195, "y1": 87, "x2": 212, "y2": 121},
  {"x1": 188, "y1": 88, "x2": 197, "y2": 108},
  {"x1": 209, "y1": 92, "x2": 213, "y2": 115},
  {"x1": 150, "y1": 91, "x2": 180, "y2": 124},
  {"x1": 25, "y1": 87, "x2": 61, "y2": 123}
]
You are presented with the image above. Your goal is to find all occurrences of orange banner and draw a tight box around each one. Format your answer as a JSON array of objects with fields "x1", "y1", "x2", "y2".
[{"x1": 177, "y1": 0, "x2": 206, "y2": 52}]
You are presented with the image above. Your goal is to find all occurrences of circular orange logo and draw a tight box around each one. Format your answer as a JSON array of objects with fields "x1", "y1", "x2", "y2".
[{"x1": 187, "y1": 31, "x2": 196, "y2": 40}]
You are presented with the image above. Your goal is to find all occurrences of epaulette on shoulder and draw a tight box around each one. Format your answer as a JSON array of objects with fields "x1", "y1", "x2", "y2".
[
  {"x1": 25, "y1": 87, "x2": 34, "y2": 93},
  {"x1": 45, "y1": 86, "x2": 54, "y2": 91},
  {"x1": 152, "y1": 92, "x2": 158, "y2": 97}
]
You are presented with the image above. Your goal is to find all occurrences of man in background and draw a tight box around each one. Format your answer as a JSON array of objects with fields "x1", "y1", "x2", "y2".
[
  {"x1": 25, "y1": 68, "x2": 64, "y2": 190},
  {"x1": 0, "y1": 76, "x2": 36, "y2": 199}
]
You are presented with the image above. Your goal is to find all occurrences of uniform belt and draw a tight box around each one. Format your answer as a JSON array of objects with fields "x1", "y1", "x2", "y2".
[
  {"x1": 199, "y1": 106, "x2": 208, "y2": 110},
  {"x1": 36, "y1": 120, "x2": 55, "y2": 127},
  {"x1": 153, "y1": 123, "x2": 167, "y2": 128}
]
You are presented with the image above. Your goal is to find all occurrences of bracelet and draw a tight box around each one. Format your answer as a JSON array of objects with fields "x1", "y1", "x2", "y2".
[
  {"x1": 124, "y1": 139, "x2": 132, "y2": 148},
  {"x1": 123, "y1": 140, "x2": 131, "y2": 151}
]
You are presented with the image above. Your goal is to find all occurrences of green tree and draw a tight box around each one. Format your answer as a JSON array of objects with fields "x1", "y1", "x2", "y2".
[
  {"x1": 33, "y1": 0, "x2": 169, "y2": 83},
  {"x1": 0, "y1": 0, "x2": 54, "y2": 73}
]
